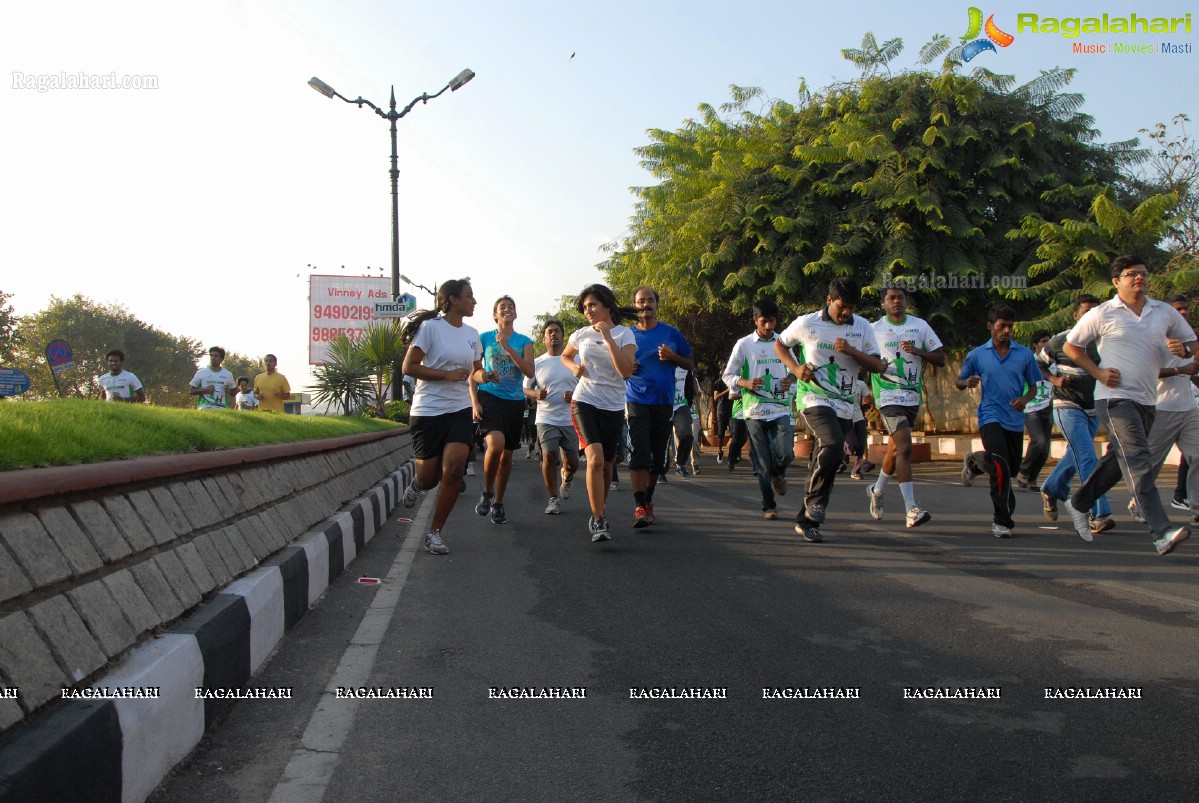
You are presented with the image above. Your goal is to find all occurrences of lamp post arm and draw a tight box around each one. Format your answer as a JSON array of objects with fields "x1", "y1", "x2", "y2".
[{"x1": 397, "y1": 85, "x2": 451, "y2": 119}]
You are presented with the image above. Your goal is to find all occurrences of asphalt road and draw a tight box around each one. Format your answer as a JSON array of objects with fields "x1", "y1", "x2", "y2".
[{"x1": 151, "y1": 450, "x2": 1199, "y2": 802}]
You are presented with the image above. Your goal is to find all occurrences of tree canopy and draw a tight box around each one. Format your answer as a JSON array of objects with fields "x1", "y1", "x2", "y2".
[{"x1": 598, "y1": 34, "x2": 1180, "y2": 371}]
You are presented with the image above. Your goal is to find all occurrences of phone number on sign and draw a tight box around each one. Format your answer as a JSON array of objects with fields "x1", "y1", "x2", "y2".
[
  {"x1": 312, "y1": 327, "x2": 367, "y2": 343},
  {"x1": 313, "y1": 304, "x2": 376, "y2": 321}
]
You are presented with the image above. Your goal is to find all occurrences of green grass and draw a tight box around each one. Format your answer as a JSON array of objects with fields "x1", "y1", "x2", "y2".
[{"x1": 0, "y1": 399, "x2": 402, "y2": 471}]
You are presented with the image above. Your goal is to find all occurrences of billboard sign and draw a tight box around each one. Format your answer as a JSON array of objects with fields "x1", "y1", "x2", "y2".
[
  {"x1": 0, "y1": 367, "x2": 32, "y2": 397},
  {"x1": 308, "y1": 275, "x2": 391, "y2": 364}
]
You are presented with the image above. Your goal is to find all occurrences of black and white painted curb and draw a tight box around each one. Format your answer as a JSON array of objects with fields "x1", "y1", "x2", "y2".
[{"x1": 0, "y1": 461, "x2": 415, "y2": 803}]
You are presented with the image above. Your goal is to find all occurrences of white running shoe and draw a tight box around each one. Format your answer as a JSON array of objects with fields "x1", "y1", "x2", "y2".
[
  {"x1": 545, "y1": 497, "x2": 561, "y2": 515},
  {"x1": 906, "y1": 506, "x2": 931, "y2": 528},
  {"x1": 402, "y1": 480, "x2": 424, "y2": 508},
  {"x1": 1154, "y1": 526, "x2": 1190, "y2": 555},
  {"x1": 991, "y1": 523, "x2": 1012, "y2": 538},
  {"x1": 423, "y1": 530, "x2": 449, "y2": 555},
  {"x1": 867, "y1": 486, "x2": 884, "y2": 520},
  {"x1": 1065, "y1": 499, "x2": 1093, "y2": 542},
  {"x1": 561, "y1": 470, "x2": 574, "y2": 500}
]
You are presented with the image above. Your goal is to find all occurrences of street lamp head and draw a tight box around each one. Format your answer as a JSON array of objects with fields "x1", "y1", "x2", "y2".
[
  {"x1": 307, "y1": 77, "x2": 336, "y2": 98},
  {"x1": 448, "y1": 69, "x2": 475, "y2": 92}
]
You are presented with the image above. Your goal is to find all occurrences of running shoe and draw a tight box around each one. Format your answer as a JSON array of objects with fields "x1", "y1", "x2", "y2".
[
  {"x1": 906, "y1": 506, "x2": 931, "y2": 528},
  {"x1": 423, "y1": 530, "x2": 449, "y2": 555},
  {"x1": 1041, "y1": 491, "x2": 1058, "y2": 522},
  {"x1": 1128, "y1": 499, "x2": 1146, "y2": 524},
  {"x1": 490, "y1": 503, "x2": 507, "y2": 524},
  {"x1": 991, "y1": 523, "x2": 1012, "y2": 538},
  {"x1": 675, "y1": 465, "x2": 689, "y2": 478},
  {"x1": 658, "y1": 473, "x2": 669, "y2": 484},
  {"x1": 716, "y1": 452, "x2": 723, "y2": 464},
  {"x1": 867, "y1": 486, "x2": 884, "y2": 520},
  {"x1": 795, "y1": 522, "x2": 823, "y2": 542},
  {"x1": 764, "y1": 508, "x2": 778, "y2": 520},
  {"x1": 859, "y1": 460, "x2": 876, "y2": 475},
  {"x1": 1065, "y1": 499, "x2": 1093, "y2": 542},
  {"x1": 961, "y1": 455, "x2": 974, "y2": 487},
  {"x1": 691, "y1": 464, "x2": 701, "y2": 475},
  {"x1": 402, "y1": 480, "x2": 424, "y2": 508},
  {"x1": 1170, "y1": 497, "x2": 1190, "y2": 511},
  {"x1": 465, "y1": 462, "x2": 475, "y2": 476},
  {"x1": 633, "y1": 506, "x2": 650, "y2": 529},
  {"x1": 1089, "y1": 515, "x2": 1114, "y2": 534},
  {"x1": 1015, "y1": 477, "x2": 1031, "y2": 492},
  {"x1": 805, "y1": 504, "x2": 826, "y2": 523},
  {"x1": 609, "y1": 480, "x2": 619, "y2": 490},
  {"x1": 646, "y1": 503, "x2": 656, "y2": 525},
  {"x1": 849, "y1": 472, "x2": 862, "y2": 481},
  {"x1": 545, "y1": 497, "x2": 561, "y2": 515},
  {"x1": 1154, "y1": 526, "x2": 1190, "y2": 555},
  {"x1": 475, "y1": 491, "x2": 494, "y2": 516},
  {"x1": 590, "y1": 516, "x2": 611, "y2": 543},
  {"x1": 770, "y1": 474, "x2": 787, "y2": 497},
  {"x1": 561, "y1": 470, "x2": 574, "y2": 500}
]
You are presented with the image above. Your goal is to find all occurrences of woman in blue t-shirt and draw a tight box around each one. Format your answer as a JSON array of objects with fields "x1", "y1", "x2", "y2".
[{"x1": 471, "y1": 296, "x2": 536, "y2": 526}]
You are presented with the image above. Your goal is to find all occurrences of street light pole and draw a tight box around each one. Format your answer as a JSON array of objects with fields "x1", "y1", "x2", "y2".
[{"x1": 308, "y1": 69, "x2": 475, "y2": 302}]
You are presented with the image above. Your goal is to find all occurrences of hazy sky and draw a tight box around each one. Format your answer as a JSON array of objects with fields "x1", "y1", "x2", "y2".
[{"x1": 2, "y1": 0, "x2": 1195, "y2": 392}]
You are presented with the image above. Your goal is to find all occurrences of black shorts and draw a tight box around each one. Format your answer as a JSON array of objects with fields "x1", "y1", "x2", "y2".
[
  {"x1": 626, "y1": 402, "x2": 672, "y2": 472},
  {"x1": 410, "y1": 408, "x2": 474, "y2": 460},
  {"x1": 478, "y1": 391, "x2": 525, "y2": 448},
  {"x1": 571, "y1": 400, "x2": 624, "y2": 461}
]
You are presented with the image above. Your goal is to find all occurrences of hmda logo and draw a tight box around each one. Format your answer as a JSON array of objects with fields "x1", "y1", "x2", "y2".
[{"x1": 960, "y1": 7, "x2": 1015, "y2": 62}]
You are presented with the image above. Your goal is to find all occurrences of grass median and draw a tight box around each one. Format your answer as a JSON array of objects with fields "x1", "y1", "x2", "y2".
[{"x1": 0, "y1": 398, "x2": 403, "y2": 471}]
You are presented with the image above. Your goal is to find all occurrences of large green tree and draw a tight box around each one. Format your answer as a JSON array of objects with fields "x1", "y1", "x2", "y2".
[
  {"x1": 13, "y1": 295, "x2": 205, "y2": 405},
  {"x1": 602, "y1": 34, "x2": 1167, "y2": 353}
]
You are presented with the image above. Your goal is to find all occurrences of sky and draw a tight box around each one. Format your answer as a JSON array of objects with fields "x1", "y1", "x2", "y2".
[{"x1": 2, "y1": 0, "x2": 1196, "y2": 395}]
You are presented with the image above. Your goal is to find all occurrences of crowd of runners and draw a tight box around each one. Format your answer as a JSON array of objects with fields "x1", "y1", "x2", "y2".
[{"x1": 397, "y1": 254, "x2": 1198, "y2": 558}]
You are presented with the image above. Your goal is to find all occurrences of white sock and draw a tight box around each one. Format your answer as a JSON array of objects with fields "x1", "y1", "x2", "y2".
[
  {"x1": 873, "y1": 472, "x2": 892, "y2": 495},
  {"x1": 900, "y1": 481, "x2": 916, "y2": 509}
]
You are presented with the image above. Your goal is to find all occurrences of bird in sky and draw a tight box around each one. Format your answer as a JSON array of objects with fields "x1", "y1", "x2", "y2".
[{"x1": 569, "y1": 52, "x2": 575, "y2": 62}]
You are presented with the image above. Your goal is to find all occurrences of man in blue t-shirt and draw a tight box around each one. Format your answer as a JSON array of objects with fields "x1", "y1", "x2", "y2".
[
  {"x1": 626, "y1": 286, "x2": 694, "y2": 529},
  {"x1": 956, "y1": 304, "x2": 1042, "y2": 538}
]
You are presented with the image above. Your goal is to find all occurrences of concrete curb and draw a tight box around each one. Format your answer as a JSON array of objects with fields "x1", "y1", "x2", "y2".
[{"x1": 0, "y1": 461, "x2": 415, "y2": 803}]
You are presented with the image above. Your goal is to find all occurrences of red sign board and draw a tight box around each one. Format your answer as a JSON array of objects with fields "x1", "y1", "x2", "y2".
[{"x1": 45, "y1": 340, "x2": 75, "y2": 374}]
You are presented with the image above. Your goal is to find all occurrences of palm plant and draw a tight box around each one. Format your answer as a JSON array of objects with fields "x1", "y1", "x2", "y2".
[
  {"x1": 356, "y1": 321, "x2": 406, "y2": 414},
  {"x1": 307, "y1": 335, "x2": 372, "y2": 415}
]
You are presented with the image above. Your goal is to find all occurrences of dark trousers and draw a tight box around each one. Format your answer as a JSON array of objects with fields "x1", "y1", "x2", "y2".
[
  {"x1": 1018, "y1": 406, "x2": 1053, "y2": 485},
  {"x1": 966, "y1": 423, "x2": 1022, "y2": 528},
  {"x1": 799, "y1": 406, "x2": 848, "y2": 521},
  {"x1": 1074, "y1": 399, "x2": 1172, "y2": 537},
  {"x1": 1177, "y1": 456, "x2": 1190, "y2": 502},
  {"x1": 844, "y1": 418, "x2": 868, "y2": 460}
]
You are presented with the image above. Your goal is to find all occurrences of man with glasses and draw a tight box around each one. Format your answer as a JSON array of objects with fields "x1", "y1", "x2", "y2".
[{"x1": 1063, "y1": 256, "x2": 1197, "y2": 554}]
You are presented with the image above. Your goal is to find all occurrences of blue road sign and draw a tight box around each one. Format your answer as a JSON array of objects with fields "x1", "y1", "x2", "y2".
[
  {"x1": 0, "y1": 367, "x2": 32, "y2": 397},
  {"x1": 46, "y1": 339, "x2": 76, "y2": 373}
]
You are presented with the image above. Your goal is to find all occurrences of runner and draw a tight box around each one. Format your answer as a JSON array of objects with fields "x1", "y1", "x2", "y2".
[
  {"x1": 670, "y1": 366, "x2": 700, "y2": 477},
  {"x1": 1036, "y1": 294, "x2": 1114, "y2": 535},
  {"x1": 957, "y1": 305, "x2": 1050, "y2": 538},
  {"x1": 625, "y1": 286, "x2": 694, "y2": 528},
  {"x1": 1015, "y1": 330, "x2": 1054, "y2": 492},
  {"x1": 1062, "y1": 256, "x2": 1196, "y2": 554},
  {"x1": 524, "y1": 319, "x2": 580, "y2": 515},
  {"x1": 867, "y1": 285, "x2": 945, "y2": 527},
  {"x1": 472, "y1": 296, "x2": 536, "y2": 526},
  {"x1": 776, "y1": 279, "x2": 885, "y2": 542},
  {"x1": 399, "y1": 279, "x2": 484, "y2": 555},
  {"x1": 560, "y1": 284, "x2": 637, "y2": 542}
]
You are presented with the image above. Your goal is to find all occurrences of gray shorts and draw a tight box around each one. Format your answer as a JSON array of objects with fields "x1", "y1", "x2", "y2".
[
  {"x1": 537, "y1": 423, "x2": 579, "y2": 460},
  {"x1": 879, "y1": 405, "x2": 918, "y2": 435}
]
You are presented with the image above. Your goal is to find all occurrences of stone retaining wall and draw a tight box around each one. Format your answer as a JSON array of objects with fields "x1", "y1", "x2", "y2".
[{"x1": 0, "y1": 429, "x2": 411, "y2": 736}]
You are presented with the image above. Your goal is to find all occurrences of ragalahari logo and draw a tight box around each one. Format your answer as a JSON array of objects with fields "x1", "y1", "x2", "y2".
[{"x1": 961, "y1": 7, "x2": 1015, "y2": 61}]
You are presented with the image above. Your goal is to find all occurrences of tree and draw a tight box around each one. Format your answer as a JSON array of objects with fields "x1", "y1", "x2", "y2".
[
  {"x1": 356, "y1": 321, "x2": 406, "y2": 413},
  {"x1": 222, "y1": 352, "x2": 263, "y2": 388},
  {"x1": 307, "y1": 334, "x2": 372, "y2": 415},
  {"x1": 0, "y1": 290, "x2": 17, "y2": 365},
  {"x1": 13, "y1": 295, "x2": 205, "y2": 405},
  {"x1": 601, "y1": 34, "x2": 1152, "y2": 347}
]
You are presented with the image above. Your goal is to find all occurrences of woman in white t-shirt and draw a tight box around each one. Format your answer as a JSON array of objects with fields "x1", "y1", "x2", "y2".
[
  {"x1": 400, "y1": 279, "x2": 484, "y2": 556},
  {"x1": 560, "y1": 284, "x2": 636, "y2": 543}
]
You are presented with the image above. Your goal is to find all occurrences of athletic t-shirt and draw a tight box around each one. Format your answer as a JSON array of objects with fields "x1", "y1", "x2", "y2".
[
  {"x1": 524, "y1": 352, "x2": 579, "y2": 427},
  {"x1": 409, "y1": 317, "x2": 483, "y2": 417},
  {"x1": 626, "y1": 323, "x2": 692, "y2": 405},
  {"x1": 958, "y1": 341, "x2": 1042, "y2": 432},
  {"x1": 235, "y1": 390, "x2": 259, "y2": 410},
  {"x1": 722, "y1": 332, "x2": 792, "y2": 421},
  {"x1": 1039, "y1": 330, "x2": 1099, "y2": 412},
  {"x1": 478, "y1": 330, "x2": 534, "y2": 401},
  {"x1": 190, "y1": 367, "x2": 235, "y2": 410},
  {"x1": 253, "y1": 372, "x2": 290, "y2": 413},
  {"x1": 567, "y1": 325, "x2": 636, "y2": 412},
  {"x1": 777, "y1": 310, "x2": 880, "y2": 419},
  {"x1": 97, "y1": 370, "x2": 142, "y2": 401},
  {"x1": 870, "y1": 315, "x2": 942, "y2": 407},
  {"x1": 851, "y1": 378, "x2": 869, "y2": 423}
]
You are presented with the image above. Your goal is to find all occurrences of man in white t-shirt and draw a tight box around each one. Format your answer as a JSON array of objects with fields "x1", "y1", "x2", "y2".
[
  {"x1": 524, "y1": 319, "x2": 581, "y2": 514},
  {"x1": 775, "y1": 279, "x2": 885, "y2": 542},
  {"x1": 867, "y1": 285, "x2": 944, "y2": 528},
  {"x1": 1063, "y1": 255, "x2": 1197, "y2": 554},
  {"x1": 96, "y1": 349, "x2": 145, "y2": 403},
  {"x1": 189, "y1": 346, "x2": 236, "y2": 410}
]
